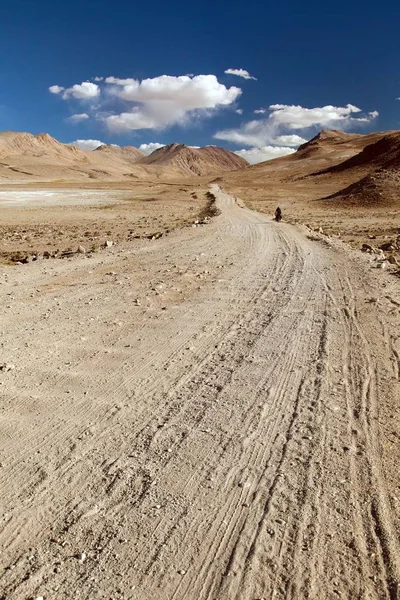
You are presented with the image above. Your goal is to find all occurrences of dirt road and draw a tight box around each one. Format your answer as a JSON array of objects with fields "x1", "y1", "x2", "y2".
[{"x1": 0, "y1": 186, "x2": 399, "y2": 600}]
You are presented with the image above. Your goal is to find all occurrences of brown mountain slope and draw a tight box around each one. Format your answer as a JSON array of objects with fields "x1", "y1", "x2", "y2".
[
  {"x1": 0, "y1": 133, "x2": 247, "y2": 183},
  {"x1": 94, "y1": 144, "x2": 145, "y2": 161},
  {"x1": 139, "y1": 143, "x2": 248, "y2": 176},
  {"x1": 311, "y1": 131, "x2": 400, "y2": 207},
  {"x1": 323, "y1": 168, "x2": 400, "y2": 207},
  {"x1": 0, "y1": 131, "x2": 86, "y2": 160},
  {"x1": 222, "y1": 128, "x2": 400, "y2": 208},
  {"x1": 223, "y1": 130, "x2": 389, "y2": 188},
  {"x1": 313, "y1": 131, "x2": 400, "y2": 175}
]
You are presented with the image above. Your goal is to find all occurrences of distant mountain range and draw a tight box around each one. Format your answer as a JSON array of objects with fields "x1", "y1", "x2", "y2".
[{"x1": 0, "y1": 132, "x2": 248, "y2": 182}]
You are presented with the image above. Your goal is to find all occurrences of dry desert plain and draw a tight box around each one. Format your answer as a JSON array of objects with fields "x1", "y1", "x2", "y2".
[{"x1": 0, "y1": 130, "x2": 399, "y2": 600}]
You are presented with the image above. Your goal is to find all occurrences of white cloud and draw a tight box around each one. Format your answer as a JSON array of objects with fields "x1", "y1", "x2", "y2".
[
  {"x1": 215, "y1": 120, "x2": 271, "y2": 147},
  {"x1": 275, "y1": 134, "x2": 307, "y2": 146},
  {"x1": 105, "y1": 76, "x2": 138, "y2": 85},
  {"x1": 62, "y1": 82, "x2": 100, "y2": 100},
  {"x1": 67, "y1": 113, "x2": 90, "y2": 123},
  {"x1": 224, "y1": 68, "x2": 257, "y2": 81},
  {"x1": 235, "y1": 146, "x2": 296, "y2": 164},
  {"x1": 236, "y1": 109, "x2": 243, "y2": 115},
  {"x1": 139, "y1": 142, "x2": 165, "y2": 154},
  {"x1": 267, "y1": 103, "x2": 377, "y2": 129},
  {"x1": 68, "y1": 139, "x2": 105, "y2": 151},
  {"x1": 215, "y1": 103, "x2": 378, "y2": 147},
  {"x1": 254, "y1": 108, "x2": 266, "y2": 114},
  {"x1": 49, "y1": 73, "x2": 241, "y2": 132},
  {"x1": 49, "y1": 85, "x2": 65, "y2": 94},
  {"x1": 104, "y1": 74, "x2": 241, "y2": 132}
]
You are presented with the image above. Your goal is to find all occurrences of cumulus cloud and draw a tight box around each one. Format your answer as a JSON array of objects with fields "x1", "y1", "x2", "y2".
[
  {"x1": 50, "y1": 81, "x2": 100, "y2": 100},
  {"x1": 236, "y1": 109, "x2": 243, "y2": 115},
  {"x1": 67, "y1": 113, "x2": 89, "y2": 123},
  {"x1": 62, "y1": 81, "x2": 100, "y2": 100},
  {"x1": 49, "y1": 74, "x2": 241, "y2": 132},
  {"x1": 215, "y1": 103, "x2": 378, "y2": 147},
  {"x1": 139, "y1": 142, "x2": 165, "y2": 154},
  {"x1": 235, "y1": 146, "x2": 296, "y2": 164},
  {"x1": 275, "y1": 134, "x2": 307, "y2": 146},
  {"x1": 104, "y1": 74, "x2": 241, "y2": 132},
  {"x1": 68, "y1": 139, "x2": 105, "y2": 151},
  {"x1": 49, "y1": 85, "x2": 64, "y2": 94},
  {"x1": 267, "y1": 103, "x2": 379, "y2": 129},
  {"x1": 224, "y1": 68, "x2": 257, "y2": 81},
  {"x1": 254, "y1": 108, "x2": 266, "y2": 114}
]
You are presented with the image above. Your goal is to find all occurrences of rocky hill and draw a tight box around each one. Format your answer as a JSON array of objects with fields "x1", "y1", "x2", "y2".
[{"x1": 139, "y1": 143, "x2": 248, "y2": 176}]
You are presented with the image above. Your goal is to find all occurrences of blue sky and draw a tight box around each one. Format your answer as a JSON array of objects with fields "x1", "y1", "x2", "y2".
[{"x1": 1, "y1": 0, "x2": 399, "y2": 162}]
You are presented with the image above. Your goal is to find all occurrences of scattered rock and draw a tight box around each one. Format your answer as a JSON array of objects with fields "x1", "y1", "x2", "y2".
[
  {"x1": 388, "y1": 255, "x2": 399, "y2": 266},
  {"x1": 361, "y1": 243, "x2": 374, "y2": 253},
  {"x1": 104, "y1": 240, "x2": 114, "y2": 248},
  {"x1": 379, "y1": 242, "x2": 395, "y2": 252},
  {"x1": 77, "y1": 245, "x2": 86, "y2": 254},
  {"x1": 0, "y1": 363, "x2": 15, "y2": 372}
]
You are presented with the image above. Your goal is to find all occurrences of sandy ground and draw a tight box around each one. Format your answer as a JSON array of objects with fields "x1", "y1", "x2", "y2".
[
  {"x1": 0, "y1": 186, "x2": 399, "y2": 599},
  {"x1": 0, "y1": 183, "x2": 206, "y2": 263}
]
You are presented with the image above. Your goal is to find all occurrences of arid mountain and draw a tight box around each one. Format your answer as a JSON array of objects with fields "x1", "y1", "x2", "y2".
[
  {"x1": 94, "y1": 143, "x2": 145, "y2": 161},
  {"x1": 139, "y1": 143, "x2": 248, "y2": 176},
  {"x1": 319, "y1": 133, "x2": 400, "y2": 206},
  {"x1": 222, "y1": 128, "x2": 400, "y2": 208},
  {"x1": 314, "y1": 131, "x2": 400, "y2": 175},
  {"x1": 323, "y1": 169, "x2": 400, "y2": 207},
  {"x1": 0, "y1": 132, "x2": 248, "y2": 182},
  {"x1": 0, "y1": 131, "x2": 86, "y2": 160}
]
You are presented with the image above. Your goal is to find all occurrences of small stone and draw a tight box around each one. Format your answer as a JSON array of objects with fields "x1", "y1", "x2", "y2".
[
  {"x1": 77, "y1": 245, "x2": 86, "y2": 254},
  {"x1": 178, "y1": 569, "x2": 186, "y2": 575},
  {"x1": 379, "y1": 242, "x2": 395, "y2": 251},
  {"x1": 104, "y1": 240, "x2": 114, "y2": 248},
  {"x1": 0, "y1": 363, "x2": 15, "y2": 372},
  {"x1": 76, "y1": 551, "x2": 86, "y2": 563},
  {"x1": 361, "y1": 243, "x2": 374, "y2": 253}
]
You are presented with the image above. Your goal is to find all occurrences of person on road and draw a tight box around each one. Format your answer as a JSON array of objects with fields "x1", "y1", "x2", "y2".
[{"x1": 275, "y1": 206, "x2": 282, "y2": 221}]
